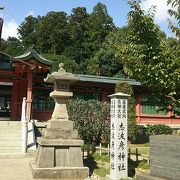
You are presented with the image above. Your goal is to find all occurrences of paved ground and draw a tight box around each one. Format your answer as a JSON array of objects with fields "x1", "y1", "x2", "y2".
[
  {"x1": 0, "y1": 154, "x2": 34, "y2": 180},
  {"x1": 0, "y1": 153, "x2": 146, "y2": 180},
  {"x1": 0, "y1": 154, "x2": 96, "y2": 180}
]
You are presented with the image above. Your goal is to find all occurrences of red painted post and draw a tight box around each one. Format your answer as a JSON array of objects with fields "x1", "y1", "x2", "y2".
[
  {"x1": 136, "y1": 96, "x2": 141, "y2": 123},
  {"x1": 26, "y1": 72, "x2": 33, "y2": 120}
]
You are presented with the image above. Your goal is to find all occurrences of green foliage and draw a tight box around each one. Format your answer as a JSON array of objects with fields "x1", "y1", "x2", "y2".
[
  {"x1": 88, "y1": 2, "x2": 115, "y2": 48},
  {"x1": 93, "y1": 153, "x2": 110, "y2": 163},
  {"x1": 15, "y1": 3, "x2": 115, "y2": 74},
  {"x1": 18, "y1": 15, "x2": 39, "y2": 49},
  {"x1": 84, "y1": 153, "x2": 109, "y2": 177},
  {"x1": 0, "y1": 37, "x2": 24, "y2": 56},
  {"x1": 2, "y1": 0, "x2": 179, "y2": 113},
  {"x1": 94, "y1": 167, "x2": 109, "y2": 177},
  {"x1": 167, "y1": 0, "x2": 180, "y2": 111},
  {"x1": 167, "y1": 0, "x2": 180, "y2": 38},
  {"x1": 67, "y1": 99, "x2": 110, "y2": 145},
  {"x1": 137, "y1": 160, "x2": 150, "y2": 170},
  {"x1": 37, "y1": 11, "x2": 70, "y2": 54},
  {"x1": 115, "y1": 82, "x2": 137, "y2": 142},
  {"x1": 42, "y1": 53, "x2": 78, "y2": 73},
  {"x1": 124, "y1": 0, "x2": 164, "y2": 84},
  {"x1": 88, "y1": 30, "x2": 123, "y2": 76},
  {"x1": 66, "y1": 7, "x2": 89, "y2": 68},
  {"x1": 114, "y1": 0, "x2": 179, "y2": 115},
  {"x1": 146, "y1": 124, "x2": 173, "y2": 135}
]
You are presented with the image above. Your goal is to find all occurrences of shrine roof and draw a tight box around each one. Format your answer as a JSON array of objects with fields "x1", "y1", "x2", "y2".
[
  {"x1": 15, "y1": 49, "x2": 52, "y2": 66},
  {"x1": 79, "y1": 74, "x2": 141, "y2": 86}
]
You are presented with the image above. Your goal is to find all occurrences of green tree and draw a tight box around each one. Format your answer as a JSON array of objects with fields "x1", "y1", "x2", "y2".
[
  {"x1": 16, "y1": 4, "x2": 116, "y2": 74},
  {"x1": 166, "y1": 0, "x2": 180, "y2": 112},
  {"x1": 88, "y1": 2, "x2": 115, "y2": 49},
  {"x1": 18, "y1": 15, "x2": 39, "y2": 49},
  {"x1": 64, "y1": 7, "x2": 89, "y2": 73},
  {"x1": 0, "y1": 38, "x2": 7, "y2": 51},
  {"x1": 3, "y1": 37, "x2": 24, "y2": 56},
  {"x1": 87, "y1": 3, "x2": 115, "y2": 49},
  {"x1": 114, "y1": 0, "x2": 179, "y2": 113},
  {"x1": 36, "y1": 11, "x2": 70, "y2": 54},
  {"x1": 167, "y1": 0, "x2": 180, "y2": 37},
  {"x1": 115, "y1": 82, "x2": 137, "y2": 142},
  {"x1": 43, "y1": 53, "x2": 78, "y2": 73},
  {"x1": 87, "y1": 40, "x2": 123, "y2": 77}
]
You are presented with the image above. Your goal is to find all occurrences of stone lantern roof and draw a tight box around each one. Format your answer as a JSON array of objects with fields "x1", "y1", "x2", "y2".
[{"x1": 44, "y1": 63, "x2": 79, "y2": 83}]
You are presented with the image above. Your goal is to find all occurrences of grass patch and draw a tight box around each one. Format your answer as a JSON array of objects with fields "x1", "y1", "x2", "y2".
[
  {"x1": 84, "y1": 153, "x2": 110, "y2": 177},
  {"x1": 93, "y1": 153, "x2": 110, "y2": 163},
  {"x1": 137, "y1": 160, "x2": 150, "y2": 170},
  {"x1": 84, "y1": 143, "x2": 150, "y2": 178},
  {"x1": 94, "y1": 167, "x2": 109, "y2": 177},
  {"x1": 130, "y1": 147, "x2": 149, "y2": 155}
]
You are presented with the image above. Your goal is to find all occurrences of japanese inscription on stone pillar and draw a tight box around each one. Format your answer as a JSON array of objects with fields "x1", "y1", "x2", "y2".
[{"x1": 108, "y1": 92, "x2": 129, "y2": 180}]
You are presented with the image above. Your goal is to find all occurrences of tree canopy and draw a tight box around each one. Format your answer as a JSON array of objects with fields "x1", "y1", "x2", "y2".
[
  {"x1": 0, "y1": 1, "x2": 179, "y2": 112},
  {"x1": 114, "y1": 0, "x2": 179, "y2": 112},
  {"x1": 2, "y1": 2, "x2": 115, "y2": 74}
]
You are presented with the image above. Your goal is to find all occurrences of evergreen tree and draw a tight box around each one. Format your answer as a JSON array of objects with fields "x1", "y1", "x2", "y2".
[
  {"x1": 36, "y1": 11, "x2": 70, "y2": 54},
  {"x1": 64, "y1": 7, "x2": 89, "y2": 72},
  {"x1": 18, "y1": 15, "x2": 39, "y2": 49},
  {"x1": 87, "y1": 28, "x2": 125, "y2": 77},
  {"x1": 3, "y1": 37, "x2": 24, "y2": 56}
]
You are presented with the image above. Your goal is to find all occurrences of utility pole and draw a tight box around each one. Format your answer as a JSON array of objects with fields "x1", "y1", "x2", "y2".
[{"x1": 0, "y1": 6, "x2": 4, "y2": 45}]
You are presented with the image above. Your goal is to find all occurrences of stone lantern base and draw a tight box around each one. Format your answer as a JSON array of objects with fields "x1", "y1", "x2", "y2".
[
  {"x1": 30, "y1": 120, "x2": 89, "y2": 179},
  {"x1": 30, "y1": 163, "x2": 89, "y2": 179},
  {"x1": 30, "y1": 163, "x2": 89, "y2": 180}
]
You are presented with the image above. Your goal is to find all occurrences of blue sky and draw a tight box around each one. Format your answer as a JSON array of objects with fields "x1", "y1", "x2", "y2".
[{"x1": 0, "y1": 0, "x2": 173, "y2": 39}]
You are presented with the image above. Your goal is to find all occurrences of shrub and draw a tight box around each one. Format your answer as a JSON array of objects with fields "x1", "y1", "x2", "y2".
[
  {"x1": 67, "y1": 99, "x2": 110, "y2": 147},
  {"x1": 146, "y1": 124, "x2": 173, "y2": 135}
]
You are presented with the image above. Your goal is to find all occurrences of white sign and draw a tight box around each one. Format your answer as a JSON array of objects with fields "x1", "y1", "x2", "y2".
[{"x1": 107, "y1": 92, "x2": 129, "y2": 180}]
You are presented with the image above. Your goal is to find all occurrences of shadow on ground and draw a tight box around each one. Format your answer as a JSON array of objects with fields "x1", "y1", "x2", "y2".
[{"x1": 84, "y1": 155, "x2": 98, "y2": 176}]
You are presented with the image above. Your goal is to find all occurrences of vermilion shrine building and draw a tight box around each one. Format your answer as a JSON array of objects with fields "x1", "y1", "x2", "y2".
[{"x1": 0, "y1": 50, "x2": 179, "y2": 128}]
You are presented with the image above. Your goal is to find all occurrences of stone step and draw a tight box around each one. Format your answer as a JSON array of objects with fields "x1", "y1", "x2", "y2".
[
  {"x1": 0, "y1": 142, "x2": 21, "y2": 147},
  {"x1": 0, "y1": 128, "x2": 21, "y2": 131},
  {"x1": 0, "y1": 124, "x2": 21, "y2": 128},
  {"x1": 0, "y1": 121, "x2": 21, "y2": 126},
  {"x1": 0, "y1": 129, "x2": 21, "y2": 133},
  {"x1": 0, "y1": 117, "x2": 11, "y2": 121},
  {"x1": 0, "y1": 138, "x2": 21, "y2": 142},
  {"x1": 0, "y1": 153, "x2": 26, "y2": 158},
  {"x1": 0, "y1": 133, "x2": 21, "y2": 138},
  {"x1": 0, "y1": 121, "x2": 22, "y2": 153},
  {"x1": 0, "y1": 147, "x2": 21, "y2": 153}
]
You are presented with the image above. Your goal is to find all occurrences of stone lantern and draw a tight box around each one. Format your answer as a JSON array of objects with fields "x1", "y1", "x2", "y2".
[
  {"x1": 30, "y1": 63, "x2": 89, "y2": 179},
  {"x1": 45, "y1": 63, "x2": 79, "y2": 127}
]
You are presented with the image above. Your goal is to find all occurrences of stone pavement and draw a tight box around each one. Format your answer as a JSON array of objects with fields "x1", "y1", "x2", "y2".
[
  {"x1": 0, "y1": 154, "x2": 34, "y2": 180},
  {"x1": 0, "y1": 153, "x2": 94, "y2": 180},
  {"x1": 0, "y1": 153, "x2": 145, "y2": 180}
]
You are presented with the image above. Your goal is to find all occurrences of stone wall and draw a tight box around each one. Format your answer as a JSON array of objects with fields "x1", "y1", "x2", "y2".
[{"x1": 150, "y1": 135, "x2": 180, "y2": 180}]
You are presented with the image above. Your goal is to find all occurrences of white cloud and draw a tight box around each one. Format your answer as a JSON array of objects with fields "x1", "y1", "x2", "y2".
[
  {"x1": 142, "y1": 0, "x2": 171, "y2": 23},
  {"x1": 1, "y1": 19, "x2": 18, "y2": 40},
  {"x1": 26, "y1": 10, "x2": 36, "y2": 17}
]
